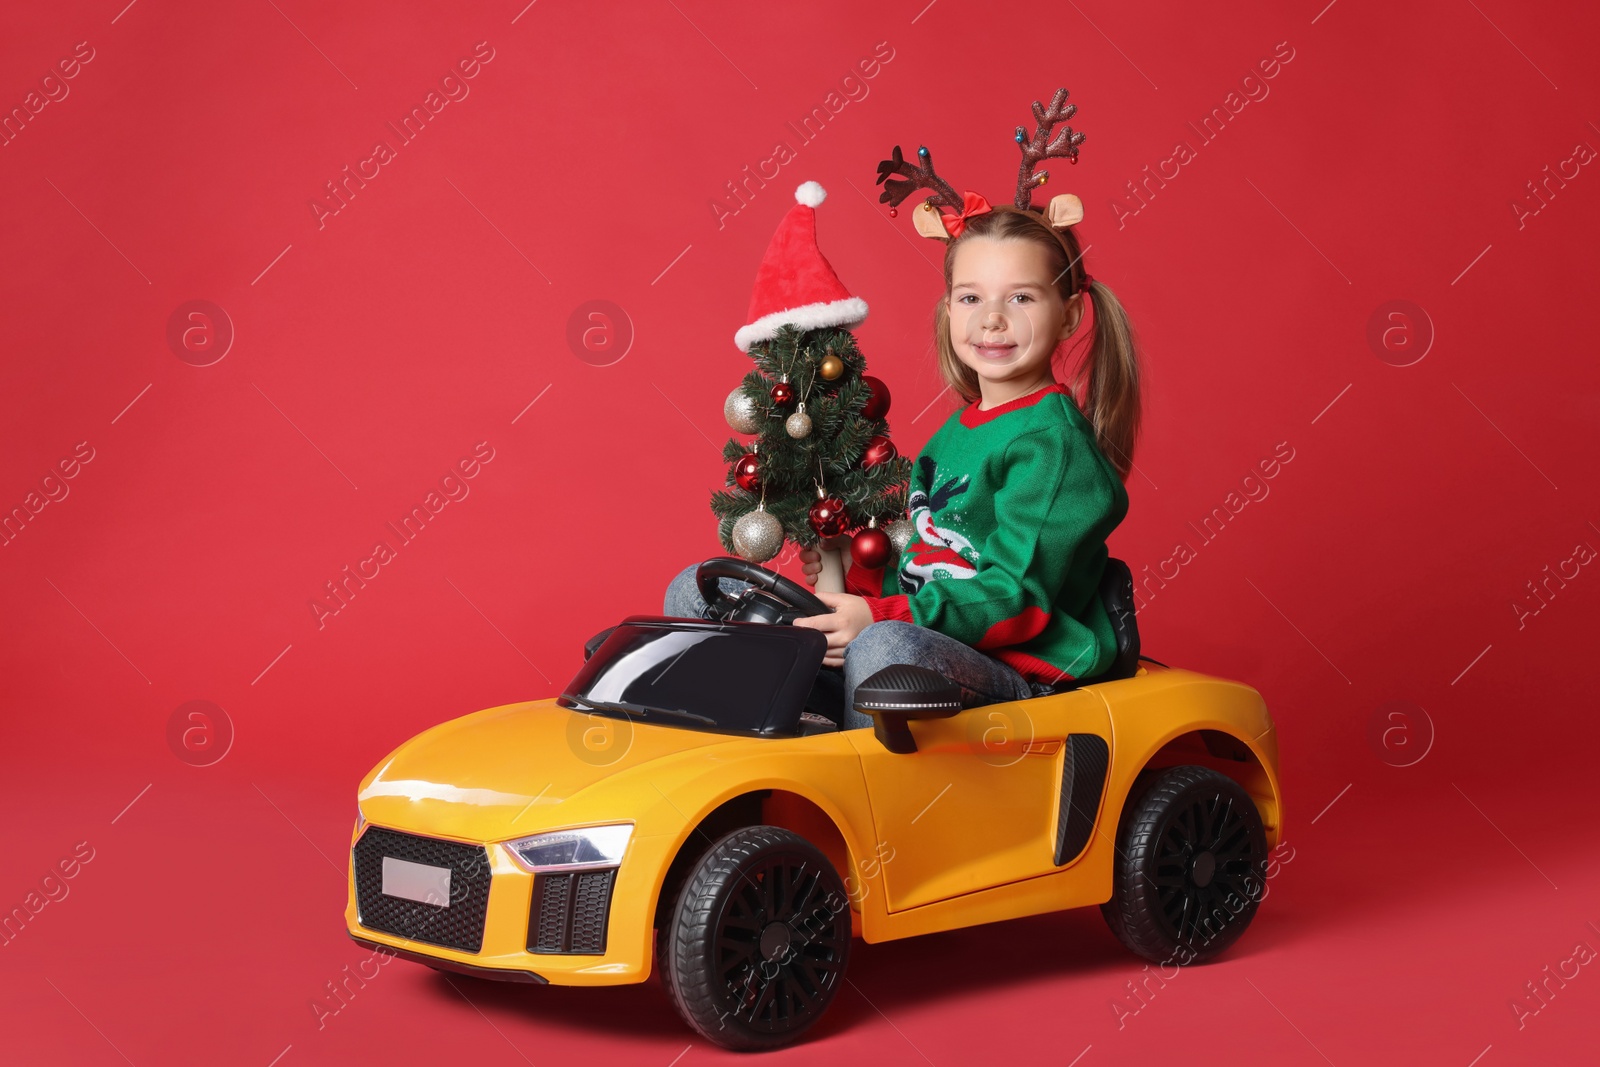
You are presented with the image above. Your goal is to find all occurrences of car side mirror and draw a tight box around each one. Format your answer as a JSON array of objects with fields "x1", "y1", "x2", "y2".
[{"x1": 853, "y1": 665, "x2": 963, "y2": 754}]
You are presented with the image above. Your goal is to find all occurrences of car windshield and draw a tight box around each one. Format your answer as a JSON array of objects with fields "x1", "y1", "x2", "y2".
[{"x1": 558, "y1": 617, "x2": 822, "y2": 737}]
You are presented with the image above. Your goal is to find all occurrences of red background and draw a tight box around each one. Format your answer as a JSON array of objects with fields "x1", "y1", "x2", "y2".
[{"x1": 3, "y1": 1, "x2": 1597, "y2": 1064}]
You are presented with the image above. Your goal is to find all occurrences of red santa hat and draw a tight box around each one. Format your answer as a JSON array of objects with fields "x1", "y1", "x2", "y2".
[{"x1": 734, "y1": 181, "x2": 869, "y2": 353}]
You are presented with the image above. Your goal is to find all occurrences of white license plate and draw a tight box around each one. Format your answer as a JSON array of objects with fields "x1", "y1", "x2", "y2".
[{"x1": 381, "y1": 856, "x2": 452, "y2": 907}]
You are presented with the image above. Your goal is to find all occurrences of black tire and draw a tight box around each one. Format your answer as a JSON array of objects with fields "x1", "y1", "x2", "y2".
[
  {"x1": 1101, "y1": 765, "x2": 1269, "y2": 964},
  {"x1": 654, "y1": 922, "x2": 677, "y2": 1003},
  {"x1": 659, "y1": 826, "x2": 852, "y2": 1051}
]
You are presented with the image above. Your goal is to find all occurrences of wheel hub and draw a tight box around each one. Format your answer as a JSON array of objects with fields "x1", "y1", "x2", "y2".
[
  {"x1": 759, "y1": 921, "x2": 794, "y2": 962},
  {"x1": 1190, "y1": 849, "x2": 1217, "y2": 887}
]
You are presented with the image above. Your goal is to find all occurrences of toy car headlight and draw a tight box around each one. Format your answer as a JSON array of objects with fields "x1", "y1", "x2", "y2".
[{"x1": 505, "y1": 824, "x2": 633, "y2": 873}]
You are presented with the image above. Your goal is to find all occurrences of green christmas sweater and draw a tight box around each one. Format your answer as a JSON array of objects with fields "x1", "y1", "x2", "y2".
[{"x1": 846, "y1": 381, "x2": 1130, "y2": 684}]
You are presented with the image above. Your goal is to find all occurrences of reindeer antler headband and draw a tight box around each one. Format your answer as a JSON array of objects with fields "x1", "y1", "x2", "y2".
[{"x1": 875, "y1": 87, "x2": 1088, "y2": 244}]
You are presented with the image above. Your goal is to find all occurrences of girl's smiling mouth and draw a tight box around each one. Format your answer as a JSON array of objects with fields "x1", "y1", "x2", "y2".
[{"x1": 974, "y1": 342, "x2": 1017, "y2": 360}]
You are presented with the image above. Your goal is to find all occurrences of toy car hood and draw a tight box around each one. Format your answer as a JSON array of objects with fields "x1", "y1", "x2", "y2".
[{"x1": 356, "y1": 698, "x2": 741, "y2": 839}]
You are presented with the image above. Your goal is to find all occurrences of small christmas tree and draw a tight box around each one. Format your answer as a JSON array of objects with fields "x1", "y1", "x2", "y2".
[{"x1": 709, "y1": 182, "x2": 914, "y2": 592}]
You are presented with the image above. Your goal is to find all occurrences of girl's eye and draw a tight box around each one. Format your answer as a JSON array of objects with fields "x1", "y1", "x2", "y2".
[{"x1": 953, "y1": 293, "x2": 1033, "y2": 305}]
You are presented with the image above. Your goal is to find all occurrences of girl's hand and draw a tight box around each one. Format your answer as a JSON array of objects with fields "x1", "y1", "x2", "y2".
[
  {"x1": 791, "y1": 591, "x2": 873, "y2": 668},
  {"x1": 797, "y1": 535, "x2": 855, "y2": 588}
]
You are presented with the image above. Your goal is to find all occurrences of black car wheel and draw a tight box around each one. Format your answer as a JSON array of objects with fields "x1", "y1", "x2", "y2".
[
  {"x1": 660, "y1": 826, "x2": 852, "y2": 1051},
  {"x1": 1101, "y1": 765, "x2": 1269, "y2": 964}
]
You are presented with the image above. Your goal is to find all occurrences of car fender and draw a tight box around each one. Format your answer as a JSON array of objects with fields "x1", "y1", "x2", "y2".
[
  {"x1": 570, "y1": 731, "x2": 878, "y2": 970},
  {"x1": 1103, "y1": 671, "x2": 1284, "y2": 846}
]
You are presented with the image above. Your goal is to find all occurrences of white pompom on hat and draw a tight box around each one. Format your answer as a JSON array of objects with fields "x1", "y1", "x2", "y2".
[{"x1": 734, "y1": 181, "x2": 868, "y2": 353}]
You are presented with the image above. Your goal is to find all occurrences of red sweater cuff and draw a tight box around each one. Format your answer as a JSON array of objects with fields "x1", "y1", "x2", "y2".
[
  {"x1": 860, "y1": 594, "x2": 914, "y2": 624},
  {"x1": 844, "y1": 564, "x2": 883, "y2": 597}
]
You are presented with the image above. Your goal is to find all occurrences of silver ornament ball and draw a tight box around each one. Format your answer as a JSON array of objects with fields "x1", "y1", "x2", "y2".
[
  {"x1": 724, "y1": 387, "x2": 762, "y2": 434},
  {"x1": 785, "y1": 406, "x2": 812, "y2": 439},
  {"x1": 732, "y1": 507, "x2": 784, "y2": 563},
  {"x1": 886, "y1": 518, "x2": 915, "y2": 555}
]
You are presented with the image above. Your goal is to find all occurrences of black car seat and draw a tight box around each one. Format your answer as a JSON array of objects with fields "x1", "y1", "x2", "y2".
[{"x1": 1049, "y1": 556, "x2": 1141, "y2": 692}]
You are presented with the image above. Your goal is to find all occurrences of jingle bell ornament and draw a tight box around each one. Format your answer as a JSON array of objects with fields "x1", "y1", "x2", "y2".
[
  {"x1": 785, "y1": 403, "x2": 812, "y2": 439},
  {"x1": 808, "y1": 488, "x2": 850, "y2": 538},
  {"x1": 862, "y1": 435, "x2": 896, "y2": 468},
  {"x1": 732, "y1": 503, "x2": 784, "y2": 563},
  {"x1": 724, "y1": 387, "x2": 762, "y2": 434},
  {"x1": 852, "y1": 516, "x2": 892, "y2": 570},
  {"x1": 861, "y1": 375, "x2": 890, "y2": 421},
  {"x1": 733, "y1": 452, "x2": 761, "y2": 492}
]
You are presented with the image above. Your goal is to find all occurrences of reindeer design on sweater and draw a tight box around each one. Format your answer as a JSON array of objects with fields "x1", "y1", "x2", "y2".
[{"x1": 900, "y1": 455, "x2": 980, "y2": 594}]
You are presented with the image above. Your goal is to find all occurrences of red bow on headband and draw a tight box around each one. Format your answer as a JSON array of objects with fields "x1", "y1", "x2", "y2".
[{"x1": 939, "y1": 190, "x2": 992, "y2": 238}]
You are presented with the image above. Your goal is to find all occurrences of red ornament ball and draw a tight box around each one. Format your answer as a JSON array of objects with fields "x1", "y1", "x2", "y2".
[
  {"x1": 770, "y1": 381, "x2": 795, "y2": 406},
  {"x1": 862, "y1": 435, "x2": 897, "y2": 468},
  {"x1": 808, "y1": 494, "x2": 850, "y2": 538},
  {"x1": 861, "y1": 375, "x2": 890, "y2": 420},
  {"x1": 852, "y1": 526, "x2": 892, "y2": 569},
  {"x1": 733, "y1": 452, "x2": 761, "y2": 492}
]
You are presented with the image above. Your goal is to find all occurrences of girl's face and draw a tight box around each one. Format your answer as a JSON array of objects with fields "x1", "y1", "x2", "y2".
[{"x1": 946, "y1": 235, "x2": 1081, "y2": 396}]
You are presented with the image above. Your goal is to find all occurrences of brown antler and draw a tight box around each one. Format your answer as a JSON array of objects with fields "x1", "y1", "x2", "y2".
[
  {"x1": 875, "y1": 144, "x2": 964, "y2": 212},
  {"x1": 1014, "y1": 88, "x2": 1085, "y2": 209}
]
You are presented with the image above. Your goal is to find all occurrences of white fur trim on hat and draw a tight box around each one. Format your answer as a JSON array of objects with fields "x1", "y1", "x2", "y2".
[
  {"x1": 794, "y1": 181, "x2": 826, "y2": 207},
  {"x1": 734, "y1": 296, "x2": 867, "y2": 352}
]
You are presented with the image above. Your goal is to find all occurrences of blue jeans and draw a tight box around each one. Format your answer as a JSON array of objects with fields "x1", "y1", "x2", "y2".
[{"x1": 663, "y1": 562, "x2": 1053, "y2": 731}]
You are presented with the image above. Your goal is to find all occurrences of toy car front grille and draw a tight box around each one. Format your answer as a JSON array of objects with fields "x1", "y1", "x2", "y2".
[
  {"x1": 353, "y1": 827, "x2": 492, "y2": 953},
  {"x1": 527, "y1": 869, "x2": 616, "y2": 954}
]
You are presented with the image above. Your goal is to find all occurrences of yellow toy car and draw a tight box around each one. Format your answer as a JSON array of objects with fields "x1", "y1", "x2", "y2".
[{"x1": 345, "y1": 556, "x2": 1282, "y2": 1051}]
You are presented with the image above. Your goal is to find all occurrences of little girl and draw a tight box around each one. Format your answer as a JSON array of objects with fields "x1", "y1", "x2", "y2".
[{"x1": 791, "y1": 203, "x2": 1141, "y2": 728}]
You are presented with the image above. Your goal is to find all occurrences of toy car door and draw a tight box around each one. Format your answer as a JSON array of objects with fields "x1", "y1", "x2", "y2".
[{"x1": 847, "y1": 688, "x2": 1112, "y2": 912}]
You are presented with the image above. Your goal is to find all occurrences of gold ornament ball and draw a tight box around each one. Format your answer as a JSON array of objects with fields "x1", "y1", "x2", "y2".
[
  {"x1": 886, "y1": 518, "x2": 915, "y2": 555},
  {"x1": 785, "y1": 406, "x2": 812, "y2": 439},
  {"x1": 732, "y1": 507, "x2": 784, "y2": 563},
  {"x1": 724, "y1": 387, "x2": 762, "y2": 434},
  {"x1": 819, "y1": 353, "x2": 845, "y2": 380}
]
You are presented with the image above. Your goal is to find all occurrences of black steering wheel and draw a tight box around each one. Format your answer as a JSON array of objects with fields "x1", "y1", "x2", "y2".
[{"x1": 696, "y1": 556, "x2": 832, "y2": 624}]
